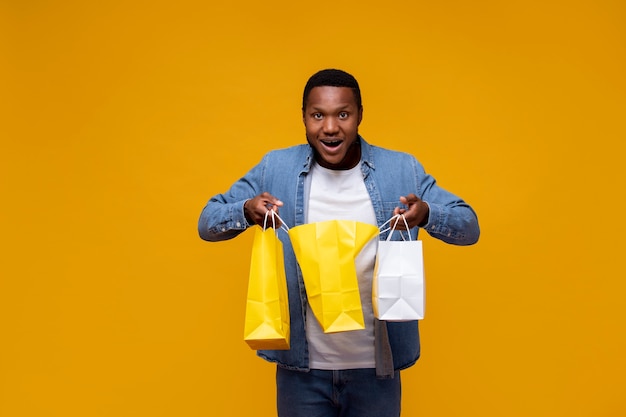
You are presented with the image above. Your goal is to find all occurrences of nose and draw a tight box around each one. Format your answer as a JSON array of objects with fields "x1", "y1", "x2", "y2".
[{"x1": 322, "y1": 117, "x2": 339, "y2": 135}]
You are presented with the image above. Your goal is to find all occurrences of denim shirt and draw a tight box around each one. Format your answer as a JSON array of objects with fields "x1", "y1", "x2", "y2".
[{"x1": 198, "y1": 137, "x2": 479, "y2": 377}]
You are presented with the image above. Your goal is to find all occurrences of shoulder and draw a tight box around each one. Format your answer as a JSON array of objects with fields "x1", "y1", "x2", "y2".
[
  {"x1": 264, "y1": 144, "x2": 310, "y2": 160},
  {"x1": 362, "y1": 139, "x2": 423, "y2": 169},
  {"x1": 255, "y1": 144, "x2": 312, "y2": 174}
]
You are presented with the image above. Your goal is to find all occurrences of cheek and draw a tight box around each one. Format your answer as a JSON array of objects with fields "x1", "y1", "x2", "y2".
[
  {"x1": 305, "y1": 123, "x2": 318, "y2": 135},
  {"x1": 344, "y1": 121, "x2": 359, "y2": 134}
]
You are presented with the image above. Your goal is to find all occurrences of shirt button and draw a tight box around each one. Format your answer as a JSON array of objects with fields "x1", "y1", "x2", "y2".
[
  {"x1": 236, "y1": 222, "x2": 241, "y2": 227},
  {"x1": 221, "y1": 227, "x2": 226, "y2": 232}
]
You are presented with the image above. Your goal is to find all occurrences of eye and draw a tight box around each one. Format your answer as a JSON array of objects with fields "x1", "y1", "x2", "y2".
[
  {"x1": 312, "y1": 113, "x2": 323, "y2": 120},
  {"x1": 338, "y1": 112, "x2": 349, "y2": 119}
]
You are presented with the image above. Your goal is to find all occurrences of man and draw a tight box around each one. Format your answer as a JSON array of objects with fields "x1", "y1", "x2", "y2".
[{"x1": 198, "y1": 69, "x2": 479, "y2": 416}]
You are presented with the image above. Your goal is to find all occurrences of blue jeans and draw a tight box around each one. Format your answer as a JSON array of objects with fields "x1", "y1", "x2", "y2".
[{"x1": 276, "y1": 367, "x2": 401, "y2": 417}]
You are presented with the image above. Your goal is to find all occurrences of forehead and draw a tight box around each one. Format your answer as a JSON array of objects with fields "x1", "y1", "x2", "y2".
[{"x1": 305, "y1": 86, "x2": 358, "y2": 110}]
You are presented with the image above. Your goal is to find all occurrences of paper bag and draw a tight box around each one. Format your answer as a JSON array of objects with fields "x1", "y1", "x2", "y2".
[
  {"x1": 289, "y1": 220, "x2": 379, "y2": 333},
  {"x1": 373, "y1": 215, "x2": 425, "y2": 321},
  {"x1": 244, "y1": 212, "x2": 290, "y2": 350}
]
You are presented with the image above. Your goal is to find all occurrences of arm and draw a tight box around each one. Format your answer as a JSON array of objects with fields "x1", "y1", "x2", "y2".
[
  {"x1": 392, "y1": 159, "x2": 480, "y2": 246},
  {"x1": 198, "y1": 193, "x2": 250, "y2": 242},
  {"x1": 197, "y1": 155, "x2": 283, "y2": 242}
]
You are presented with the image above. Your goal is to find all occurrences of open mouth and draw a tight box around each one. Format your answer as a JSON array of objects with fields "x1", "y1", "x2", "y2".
[{"x1": 321, "y1": 139, "x2": 342, "y2": 148}]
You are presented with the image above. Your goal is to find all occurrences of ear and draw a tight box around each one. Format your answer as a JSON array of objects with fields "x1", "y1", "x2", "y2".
[{"x1": 357, "y1": 107, "x2": 363, "y2": 126}]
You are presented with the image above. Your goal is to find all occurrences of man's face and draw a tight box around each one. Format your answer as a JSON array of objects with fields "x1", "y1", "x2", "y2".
[{"x1": 303, "y1": 86, "x2": 363, "y2": 170}]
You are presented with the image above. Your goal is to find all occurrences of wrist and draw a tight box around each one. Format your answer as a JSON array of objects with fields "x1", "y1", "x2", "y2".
[{"x1": 243, "y1": 199, "x2": 254, "y2": 226}]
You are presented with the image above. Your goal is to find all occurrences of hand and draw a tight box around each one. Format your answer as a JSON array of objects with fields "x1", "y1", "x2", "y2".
[
  {"x1": 392, "y1": 194, "x2": 429, "y2": 230},
  {"x1": 244, "y1": 192, "x2": 284, "y2": 227}
]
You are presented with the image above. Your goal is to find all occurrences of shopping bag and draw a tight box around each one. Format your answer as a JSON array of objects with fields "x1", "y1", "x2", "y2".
[
  {"x1": 244, "y1": 211, "x2": 291, "y2": 350},
  {"x1": 289, "y1": 220, "x2": 379, "y2": 333},
  {"x1": 373, "y1": 215, "x2": 425, "y2": 321}
]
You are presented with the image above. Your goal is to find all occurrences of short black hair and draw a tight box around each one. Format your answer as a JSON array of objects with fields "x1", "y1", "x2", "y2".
[{"x1": 302, "y1": 69, "x2": 362, "y2": 110}]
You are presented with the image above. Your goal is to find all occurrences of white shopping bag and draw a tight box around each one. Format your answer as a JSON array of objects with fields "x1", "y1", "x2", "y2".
[{"x1": 373, "y1": 215, "x2": 425, "y2": 321}]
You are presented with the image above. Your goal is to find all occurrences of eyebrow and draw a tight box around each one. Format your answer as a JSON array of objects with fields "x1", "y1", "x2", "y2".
[{"x1": 308, "y1": 104, "x2": 352, "y2": 112}]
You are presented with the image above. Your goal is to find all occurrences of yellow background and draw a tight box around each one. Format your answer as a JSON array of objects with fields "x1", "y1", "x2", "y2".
[{"x1": 2, "y1": 0, "x2": 625, "y2": 416}]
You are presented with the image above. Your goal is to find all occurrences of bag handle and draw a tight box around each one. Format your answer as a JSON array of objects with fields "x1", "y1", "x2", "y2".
[
  {"x1": 379, "y1": 214, "x2": 411, "y2": 242},
  {"x1": 262, "y1": 210, "x2": 290, "y2": 234}
]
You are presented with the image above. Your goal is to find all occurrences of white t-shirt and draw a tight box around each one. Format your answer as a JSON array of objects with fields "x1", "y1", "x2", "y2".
[{"x1": 306, "y1": 162, "x2": 378, "y2": 370}]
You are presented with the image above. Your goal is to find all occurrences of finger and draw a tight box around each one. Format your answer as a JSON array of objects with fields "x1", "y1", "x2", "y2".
[
  {"x1": 393, "y1": 215, "x2": 408, "y2": 230},
  {"x1": 267, "y1": 201, "x2": 283, "y2": 211},
  {"x1": 261, "y1": 193, "x2": 283, "y2": 210},
  {"x1": 401, "y1": 194, "x2": 418, "y2": 205},
  {"x1": 266, "y1": 208, "x2": 284, "y2": 229}
]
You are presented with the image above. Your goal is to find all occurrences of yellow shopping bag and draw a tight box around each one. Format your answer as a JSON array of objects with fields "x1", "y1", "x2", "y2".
[
  {"x1": 289, "y1": 220, "x2": 379, "y2": 333},
  {"x1": 243, "y1": 212, "x2": 290, "y2": 350}
]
